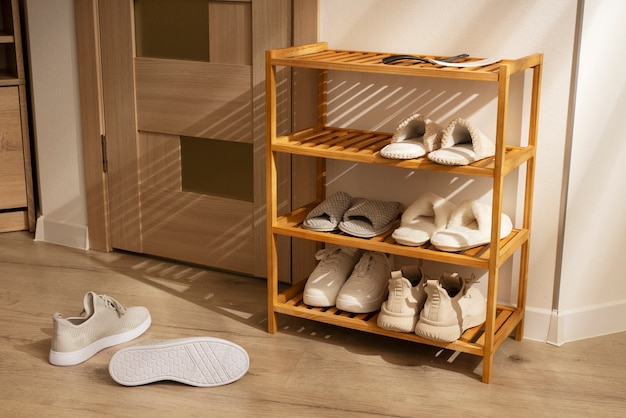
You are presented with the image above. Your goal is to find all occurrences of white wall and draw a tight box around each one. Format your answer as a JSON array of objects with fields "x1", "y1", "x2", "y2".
[
  {"x1": 22, "y1": 0, "x2": 626, "y2": 343},
  {"x1": 318, "y1": 0, "x2": 613, "y2": 343},
  {"x1": 554, "y1": 0, "x2": 626, "y2": 344},
  {"x1": 24, "y1": 0, "x2": 88, "y2": 249}
]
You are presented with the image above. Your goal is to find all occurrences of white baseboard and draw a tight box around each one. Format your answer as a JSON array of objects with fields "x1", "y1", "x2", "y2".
[
  {"x1": 521, "y1": 306, "x2": 553, "y2": 342},
  {"x1": 522, "y1": 301, "x2": 626, "y2": 346},
  {"x1": 34, "y1": 216, "x2": 89, "y2": 250}
]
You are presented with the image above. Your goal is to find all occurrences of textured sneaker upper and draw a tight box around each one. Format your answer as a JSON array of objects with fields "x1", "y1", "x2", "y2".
[
  {"x1": 51, "y1": 292, "x2": 150, "y2": 353},
  {"x1": 418, "y1": 273, "x2": 464, "y2": 327},
  {"x1": 382, "y1": 274, "x2": 418, "y2": 314},
  {"x1": 417, "y1": 272, "x2": 486, "y2": 331},
  {"x1": 336, "y1": 251, "x2": 392, "y2": 313},
  {"x1": 458, "y1": 286, "x2": 486, "y2": 329},
  {"x1": 303, "y1": 245, "x2": 362, "y2": 306},
  {"x1": 381, "y1": 265, "x2": 426, "y2": 314}
]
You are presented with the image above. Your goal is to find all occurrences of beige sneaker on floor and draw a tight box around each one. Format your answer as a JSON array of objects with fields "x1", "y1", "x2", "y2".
[
  {"x1": 414, "y1": 272, "x2": 485, "y2": 342},
  {"x1": 377, "y1": 265, "x2": 426, "y2": 332},
  {"x1": 109, "y1": 337, "x2": 250, "y2": 387},
  {"x1": 49, "y1": 291, "x2": 151, "y2": 366}
]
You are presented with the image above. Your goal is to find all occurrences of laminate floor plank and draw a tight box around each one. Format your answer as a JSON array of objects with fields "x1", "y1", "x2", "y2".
[{"x1": 0, "y1": 232, "x2": 624, "y2": 417}]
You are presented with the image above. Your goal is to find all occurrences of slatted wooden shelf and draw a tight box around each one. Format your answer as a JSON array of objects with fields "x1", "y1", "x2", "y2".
[
  {"x1": 274, "y1": 279, "x2": 522, "y2": 357},
  {"x1": 266, "y1": 43, "x2": 542, "y2": 383},
  {"x1": 273, "y1": 201, "x2": 529, "y2": 269},
  {"x1": 269, "y1": 42, "x2": 541, "y2": 81},
  {"x1": 273, "y1": 126, "x2": 536, "y2": 177}
]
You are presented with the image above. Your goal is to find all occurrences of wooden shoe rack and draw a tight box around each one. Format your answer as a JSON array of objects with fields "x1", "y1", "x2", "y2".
[{"x1": 265, "y1": 42, "x2": 542, "y2": 383}]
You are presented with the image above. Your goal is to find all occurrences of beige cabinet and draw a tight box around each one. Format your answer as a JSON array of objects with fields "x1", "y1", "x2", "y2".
[{"x1": 0, "y1": 0, "x2": 34, "y2": 232}]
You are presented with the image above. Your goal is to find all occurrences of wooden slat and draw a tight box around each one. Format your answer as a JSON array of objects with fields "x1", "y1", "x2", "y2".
[
  {"x1": 272, "y1": 297, "x2": 505, "y2": 356},
  {"x1": 275, "y1": 290, "x2": 521, "y2": 358},
  {"x1": 273, "y1": 209, "x2": 529, "y2": 269},
  {"x1": 270, "y1": 44, "x2": 510, "y2": 81},
  {"x1": 273, "y1": 127, "x2": 535, "y2": 177}
]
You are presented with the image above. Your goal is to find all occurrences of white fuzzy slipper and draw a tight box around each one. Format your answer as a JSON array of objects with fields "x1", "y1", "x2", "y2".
[
  {"x1": 392, "y1": 192, "x2": 456, "y2": 246},
  {"x1": 427, "y1": 118, "x2": 495, "y2": 165},
  {"x1": 380, "y1": 114, "x2": 443, "y2": 160},
  {"x1": 430, "y1": 200, "x2": 513, "y2": 251}
]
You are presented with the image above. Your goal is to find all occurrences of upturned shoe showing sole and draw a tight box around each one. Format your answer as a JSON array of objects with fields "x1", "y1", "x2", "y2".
[
  {"x1": 109, "y1": 337, "x2": 250, "y2": 387},
  {"x1": 376, "y1": 265, "x2": 426, "y2": 332},
  {"x1": 49, "y1": 291, "x2": 151, "y2": 366}
]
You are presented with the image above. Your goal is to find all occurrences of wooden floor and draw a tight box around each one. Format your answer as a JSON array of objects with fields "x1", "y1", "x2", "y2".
[{"x1": 1, "y1": 231, "x2": 625, "y2": 417}]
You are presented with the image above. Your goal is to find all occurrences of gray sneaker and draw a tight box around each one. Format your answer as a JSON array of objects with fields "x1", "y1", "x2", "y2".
[
  {"x1": 49, "y1": 291, "x2": 151, "y2": 366},
  {"x1": 109, "y1": 337, "x2": 250, "y2": 387}
]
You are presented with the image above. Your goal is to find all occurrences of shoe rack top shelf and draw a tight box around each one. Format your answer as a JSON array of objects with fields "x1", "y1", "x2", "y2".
[{"x1": 268, "y1": 42, "x2": 542, "y2": 81}]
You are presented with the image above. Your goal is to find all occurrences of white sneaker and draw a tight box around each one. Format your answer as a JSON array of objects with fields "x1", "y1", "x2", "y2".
[
  {"x1": 109, "y1": 337, "x2": 249, "y2": 387},
  {"x1": 377, "y1": 265, "x2": 426, "y2": 332},
  {"x1": 303, "y1": 245, "x2": 362, "y2": 307},
  {"x1": 49, "y1": 291, "x2": 151, "y2": 366},
  {"x1": 336, "y1": 252, "x2": 393, "y2": 313},
  {"x1": 414, "y1": 272, "x2": 486, "y2": 342}
]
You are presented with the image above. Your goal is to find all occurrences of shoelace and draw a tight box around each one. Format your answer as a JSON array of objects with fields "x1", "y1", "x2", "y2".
[
  {"x1": 352, "y1": 252, "x2": 386, "y2": 278},
  {"x1": 461, "y1": 274, "x2": 479, "y2": 296},
  {"x1": 99, "y1": 294, "x2": 127, "y2": 315},
  {"x1": 315, "y1": 246, "x2": 358, "y2": 266}
]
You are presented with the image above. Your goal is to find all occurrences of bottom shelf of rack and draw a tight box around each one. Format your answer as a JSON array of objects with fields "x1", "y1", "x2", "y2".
[{"x1": 272, "y1": 284, "x2": 523, "y2": 357}]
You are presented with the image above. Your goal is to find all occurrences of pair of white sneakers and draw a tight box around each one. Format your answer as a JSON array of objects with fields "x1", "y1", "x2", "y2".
[
  {"x1": 377, "y1": 269, "x2": 486, "y2": 342},
  {"x1": 303, "y1": 245, "x2": 393, "y2": 313},
  {"x1": 49, "y1": 291, "x2": 249, "y2": 387}
]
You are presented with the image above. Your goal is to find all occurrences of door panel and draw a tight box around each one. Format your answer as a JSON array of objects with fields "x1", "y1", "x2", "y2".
[
  {"x1": 99, "y1": 0, "x2": 142, "y2": 253},
  {"x1": 208, "y1": 1, "x2": 251, "y2": 65},
  {"x1": 135, "y1": 58, "x2": 252, "y2": 142},
  {"x1": 92, "y1": 0, "x2": 292, "y2": 276},
  {"x1": 137, "y1": 131, "x2": 255, "y2": 274},
  {"x1": 0, "y1": 87, "x2": 26, "y2": 209}
]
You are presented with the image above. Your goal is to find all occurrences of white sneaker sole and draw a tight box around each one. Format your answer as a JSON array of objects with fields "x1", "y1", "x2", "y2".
[
  {"x1": 108, "y1": 337, "x2": 250, "y2": 387},
  {"x1": 49, "y1": 314, "x2": 152, "y2": 366},
  {"x1": 377, "y1": 308, "x2": 417, "y2": 333}
]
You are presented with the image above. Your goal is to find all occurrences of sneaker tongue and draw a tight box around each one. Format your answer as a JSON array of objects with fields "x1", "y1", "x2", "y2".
[
  {"x1": 82, "y1": 291, "x2": 97, "y2": 316},
  {"x1": 440, "y1": 272, "x2": 463, "y2": 297}
]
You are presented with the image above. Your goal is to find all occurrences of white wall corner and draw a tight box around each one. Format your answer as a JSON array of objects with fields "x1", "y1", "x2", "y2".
[
  {"x1": 521, "y1": 306, "x2": 553, "y2": 343},
  {"x1": 544, "y1": 301, "x2": 626, "y2": 346},
  {"x1": 34, "y1": 216, "x2": 90, "y2": 250}
]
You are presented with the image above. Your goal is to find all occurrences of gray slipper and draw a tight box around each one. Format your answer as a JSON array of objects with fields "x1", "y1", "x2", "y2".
[
  {"x1": 303, "y1": 191, "x2": 353, "y2": 232},
  {"x1": 338, "y1": 198, "x2": 403, "y2": 238}
]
